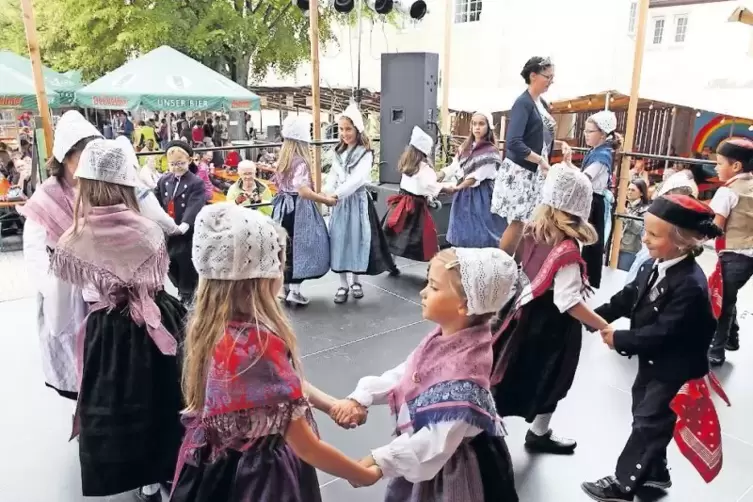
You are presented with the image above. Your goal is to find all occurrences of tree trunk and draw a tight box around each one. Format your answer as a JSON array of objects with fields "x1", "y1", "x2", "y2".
[{"x1": 228, "y1": 52, "x2": 252, "y2": 147}]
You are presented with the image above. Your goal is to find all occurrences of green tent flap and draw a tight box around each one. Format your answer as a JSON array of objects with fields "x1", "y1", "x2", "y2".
[
  {"x1": 74, "y1": 46, "x2": 261, "y2": 112},
  {"x1": 0, "y1": 50, "x2": 80, "y2": 110}
]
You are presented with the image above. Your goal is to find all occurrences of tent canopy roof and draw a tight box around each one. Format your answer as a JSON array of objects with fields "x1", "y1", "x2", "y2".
[
  {"x1": 0, "y1": 50, "x2": 80, "y2": 110},
  {"x1": 75, "y1": 46, "x2": 261, "y2": 112}
]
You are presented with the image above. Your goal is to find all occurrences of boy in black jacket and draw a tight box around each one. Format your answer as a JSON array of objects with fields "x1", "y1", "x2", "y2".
[{"x1": 581, "y1": 195, "x2": 723, "y2": 502}]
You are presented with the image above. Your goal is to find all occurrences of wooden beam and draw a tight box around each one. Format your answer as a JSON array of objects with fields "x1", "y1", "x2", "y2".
[
  {"x1": 309, "y1": 0, "x2": 322, "y2": 193},
  {"x1": 20, "y1": 0, "x2": 53, "y2": 159}
]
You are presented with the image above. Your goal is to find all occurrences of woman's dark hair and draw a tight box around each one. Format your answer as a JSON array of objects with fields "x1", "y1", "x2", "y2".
[
  {"x1": 521, "y1": 56, "x2": 553, "y2": 85},
  {"x1": 46, "y1": 136, "x2": 99, "y2": 182},
  {"x1": 630, "y1": 178, "x2": 649, "y2": 205}
]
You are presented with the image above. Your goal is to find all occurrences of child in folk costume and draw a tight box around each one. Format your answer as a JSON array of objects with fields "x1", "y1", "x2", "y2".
[
  {"x1": 707, "y1": 138, "x2": 753, "y2": 365},
  {"x1": 582, "y1": 195, "x2": 725, "y2": 501},
  {"x1": 323, "y1": 103, "x2": 398, "y2": 304},
  {"x1": 440, "y1": 111, "x2": 507, "y2": 248},
  {"x1": 331, "y1": 247, "x2": 520, "y2": 501},
  {"x1": 579, "y1": 110, "x2": 622, "y2": 289},
  {"x1": 50, "y1": 140, "x2": 185, "y2": 501},
  {"x1": 272, "y1": 115, "x2": 331, "y2": 306},
  {"x1": 19, "y1": 111, "x2": 101, "y2": 401},
  {"x1": 383, "y1": 126, "x2": 450, "y2": 262},
  {"x1": 170, "y1": 204, "x2": 381, "y2": 502},
  {"x1": 491, "y1": 165, "x2": 609, "y2": 455},
  {"x1": 154, "y1": 140, "x2": 206, "y2": 305}
]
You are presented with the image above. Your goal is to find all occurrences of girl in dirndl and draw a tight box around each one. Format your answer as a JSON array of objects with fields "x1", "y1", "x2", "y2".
[
  {"x1": 383, "y1": 126, "x2": 450, "y2": 262},
  {"x1": 491, "y1": 165, "x2": 609, "y2": 456},
  {"x1": 332, "y1": 247, "x2": 520, "y2": 502},
  {"x1": 578, "y1": 110, "x2": 622, "y2": 289},
  {"x1": 323, "y1": 103, "x2": 398, "y2": 304},
  {"x1": 170, "y1": 204, "x2": 382, "y2": 502},
  {"x1": 272, "y1": 115, "x2": 331, "y2": 306},
  {"x1": 50, "y1": 139, "x2": 185, "y2": 501},
  {"x1": 440, "y1": 111, "x2": 506, "y2": 248}
]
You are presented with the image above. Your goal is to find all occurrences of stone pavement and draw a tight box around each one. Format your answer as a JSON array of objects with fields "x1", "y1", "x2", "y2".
[{"x1": 1, "y1": 250, "x2": 752, "y2": 502}]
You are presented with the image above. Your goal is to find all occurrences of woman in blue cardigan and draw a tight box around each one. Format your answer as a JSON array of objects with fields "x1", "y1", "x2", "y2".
[{"x1": 492, "y1": 57, "x2": 571, "y2": 255}]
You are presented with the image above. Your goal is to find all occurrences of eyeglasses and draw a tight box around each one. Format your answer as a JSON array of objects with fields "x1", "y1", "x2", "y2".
[
  {"x1": 538, "y1": 73, "x2": 554, "y2": 81},
  {"x1": 169, "y1": 161, "x2": 189, "y2": 168}
]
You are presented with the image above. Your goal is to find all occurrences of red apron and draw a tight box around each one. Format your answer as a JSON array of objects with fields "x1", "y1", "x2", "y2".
[{"x1": 385, "y1": 193, "x2": 438, "y2": 262}]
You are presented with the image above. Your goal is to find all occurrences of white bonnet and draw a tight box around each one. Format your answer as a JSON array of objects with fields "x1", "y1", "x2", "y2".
[
  {"x1": 282, "y1": 114, "x2": 312, "y2": 143},
  {"x1": 454, "y1": 247, "x2": 518, "y2": 316},
  {"x1": 113, "y1": 136, "x2": 149, "y2": 189},
  {"x1": 588, "y1": 110, "x2": 617, "y2": 135},
  {"x1": 52, "y1": 110, "x2": 103, "y2": 162},
  {"x1": 410, "y1": 126, "x2": 433, "y2": 156},
  {"x1": 74, "y1": 139, "x2": 139, "y2": 188},
  {"x1": 473, "y1": 110, "x2": 495, "y2": 129},
  {"x1": 541, "y1": 164, "x2": 593, "y2": 220},
  {"x1": 192, "y1": 203, "x2": 286, "y2": 281},
  {"x1": 339, "y1": 102, "x2": 365, "y2": 133}
]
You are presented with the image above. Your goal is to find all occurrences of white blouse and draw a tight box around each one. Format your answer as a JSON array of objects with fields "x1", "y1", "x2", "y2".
[
  {"x1": 323, "y1": 149, "x2": 373, "y2": 199},
  {"x1": 399, "y1": 162, "x2": 443, "y2": 198},
  {"x1": 348, "y1": 360, "x2": 487, "y2": 483},
  {"x1": 440, "y1": 156, "x2": 497, "y2": 188}
]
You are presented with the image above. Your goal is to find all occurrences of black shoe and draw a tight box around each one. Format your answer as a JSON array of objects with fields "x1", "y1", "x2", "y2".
[
  {"x1": 524, "y1": 429, "x2": 577, "y2": 454},
  {"x1": 725, "y1": 331, "x2": 739, "y2": 352},
  {"x1": 581, "y1": 476, "x2": 633, "y2": 502},
  {"x1": 643, "y1": 467, "x2": 672, "y2": 490},
  {"x1": 388, "y1": 266, "x2": 401, "y2": 277},
  {"x1": 136, "y1": 487, "x2": 162, "y2": 502}
]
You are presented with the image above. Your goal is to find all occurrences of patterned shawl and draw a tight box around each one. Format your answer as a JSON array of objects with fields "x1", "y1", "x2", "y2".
[
  {"x1": 457, "y1": 141, "x2": 503, "y2": 178},
  {"x1": 50, "y1": 204, "x2": 176, "y2": 356},
  {"x1": 337, "y1": 145, "x2": 371, "y2": 173},
  {"x1": 176, "y1": 321, "x2": 313, "y2": 471},
  {"x1": 388, "y1": 325, "x2": 501, "y2": 436},
  {"x1": 17, "y1": 177, "x2": 74, "y2": 246}
]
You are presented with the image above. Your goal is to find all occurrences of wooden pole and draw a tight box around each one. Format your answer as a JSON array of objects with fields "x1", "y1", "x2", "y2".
[
  {"x1": 20, "y1": 0, "x2": 54, "y2": 159},
  {"x1": 440, "y1": 0, "x2": 452, "y2": 157},
  {"x1": 664, "y1": 106, "x2": 677, "y2": 171},
  {"x1": 309, "y1": 0, "x2": 323, "y2": 193},
  {"x1": 609, "y1": 0, "x2": 650, "y2": 269}
]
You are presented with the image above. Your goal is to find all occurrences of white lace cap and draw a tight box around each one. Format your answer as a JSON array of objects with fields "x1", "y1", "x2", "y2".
[
  {"x1": 410, "y1": 126, "x2": 433, "y2": 156},
  {"x1": 52, "y1": 111, "x2": 103, "y2": 162},
  {"x1": 74, "y1": 139, "x2": 139, "y2": 187},
  {"x1": 454, "y1": 247, "x2": 518, "y2": 316},
  {"x1": 541, "y1": 164, "x2": 593, "y2": 220},
  {"x1": 589, "y1": 110, "x2": 617, "y2": 135},
  {"x1": 282, "y1": 115, "x2": 312, "y2": 143},
  {"x1": 114, "y1": 136, "x2": 150, "y2": 189},
  {"x1": 473, "y1": 110, "x2": 495, "y2": 129},
  {"x1": 192, "y1": 203, "x2": 285, "y2": 281},
  {"x1": 339, "y1": 102, "x2": 365, "y2": 132}
]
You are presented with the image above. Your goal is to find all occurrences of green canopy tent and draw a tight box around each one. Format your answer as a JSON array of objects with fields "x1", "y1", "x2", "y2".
[
  {"x1": 0, "y1": 50, "x2": 80, "y2": 110},
  {"x1": 75, "y1": 46, "x2": 261, "y2": 112}
]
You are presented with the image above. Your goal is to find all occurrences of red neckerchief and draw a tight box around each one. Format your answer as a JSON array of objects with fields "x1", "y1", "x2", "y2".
[
  {"x1": 385, "y1": 194, "x2": 438, "y2": 261},
  {"x1": 670, "y1": 373, "x2": 730, "y2": 483}
]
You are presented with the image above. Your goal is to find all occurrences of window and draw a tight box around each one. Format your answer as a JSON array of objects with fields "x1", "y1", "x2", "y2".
[
  {"x1": 454, "y1": 0, "x2": 482, "y2": 24},
  {"x1": 628, "y1": 2, "x2": 638, "y2": 34},
  {"x1": 674, "y1": 15, "x2": 688, "y2": 43},
  {"x1": 652, "y1": 17, "x2": 665, "y2": 44}
]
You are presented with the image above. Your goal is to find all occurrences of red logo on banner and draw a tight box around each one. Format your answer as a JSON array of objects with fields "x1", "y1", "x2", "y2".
[
  {"x1": 0, "y1": 97, "x2": 24, "y2": 107},
  {"x1": 92, "y1": 96, "x2": 129, "y2": 107}
]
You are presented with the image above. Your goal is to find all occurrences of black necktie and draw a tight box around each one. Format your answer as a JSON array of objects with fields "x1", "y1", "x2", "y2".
[{"x1": 646, "y1": 266, "x2": 659, "y2": 292}]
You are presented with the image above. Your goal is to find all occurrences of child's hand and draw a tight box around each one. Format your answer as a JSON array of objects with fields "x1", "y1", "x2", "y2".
[
  {"x1": 600, "y1": 326, "x2": 615, "y2": 349},
  {"x1": 329, "y1": 399, "x2": 367, "y2": 429},
  {"x1": 349, "y1": 465, "x2": 383, "y2": 488}
]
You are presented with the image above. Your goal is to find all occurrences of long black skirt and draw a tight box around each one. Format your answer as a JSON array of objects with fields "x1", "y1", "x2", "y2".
[
  {"x1": 492, "y1": 291, "x2": 582, "y2": 422},
  {"x1": 581, "y1": 193, "x2": 606, "y2": 289},
  {"x1": 171, "y1": 435, "x2": 322, "y2": 502},
  {"x1": 79, "y1": 291, "x2": 186, "y2": 496},
  {"x1": 382, "y1": 191, "x2": 439, "y2": 262},
  {"x1": 385, "y1": 433, "x2": 518, "y2": 502}
]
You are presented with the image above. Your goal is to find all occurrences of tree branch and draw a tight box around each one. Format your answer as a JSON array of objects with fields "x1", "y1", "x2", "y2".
[{"x1": 266, "y1": 3, "x2": 292, "y2": 31}]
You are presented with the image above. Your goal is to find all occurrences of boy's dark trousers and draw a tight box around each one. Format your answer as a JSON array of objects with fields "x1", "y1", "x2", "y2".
[
  {"x1": 615, "y1": 369, "x2": 684, "y2": 491},
  {"x1": 709, "y1": 252, "x2": 753, "y2": 360}
]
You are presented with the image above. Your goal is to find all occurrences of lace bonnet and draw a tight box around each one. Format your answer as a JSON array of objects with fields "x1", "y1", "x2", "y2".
[
  {"x1": 541, "y1": 164, "x2": 593, "y2": 220},
  {"x1": 453, "y1": 247, "x2": 518, "y2": 316},
  {"x1": 74, "y1": 139, "x2": 139, "y2": 187}
]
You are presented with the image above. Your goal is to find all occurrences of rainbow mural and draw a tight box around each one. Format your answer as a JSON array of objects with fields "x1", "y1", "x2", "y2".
[{"x1": 692, "y1": 112, "x2": 753, "y2": 153}]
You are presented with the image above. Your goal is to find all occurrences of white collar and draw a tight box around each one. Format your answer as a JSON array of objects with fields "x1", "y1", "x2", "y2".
[
  {"x1": 655, "y1": 254, "x2": 688, "y2": 274},
  {"x1": 728, "y1": 172, "x2": 753, "y2": 184}
]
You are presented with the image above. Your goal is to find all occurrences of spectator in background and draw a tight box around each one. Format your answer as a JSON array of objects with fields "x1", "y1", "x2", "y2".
[
  {"x1": 116, "y1": 111, "x2": 134, "y2": 140},
  {"x1": 192, "y1": 120, "x2": 205, "y2": 147},
  {"x1": 158, "y1": 118, "x2": 168, "y2": 148},
  {"x1": 134, "y1": 120, "x2": 157, "y2": 149},
  {"x1": 617, "y1": 178, "x2": 650, "y2": 271},
  {"x1": 103, "y1": 120, "x2": 114, "y2": 139},
  {"x1": 203, "y1": 118, "x2": 214, "y2": 140},
  {"x1": 176, "y1": 112, "x2": 190, "y2": 140}
]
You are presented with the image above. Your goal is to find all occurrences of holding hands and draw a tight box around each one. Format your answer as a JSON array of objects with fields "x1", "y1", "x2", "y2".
[
  {"x1": 349, "y1": 455, "x2": 382, "y2": 488},
  {"x1": 329, "y1": 398, "x2": 368, "y2": 429},
  {"x1": 600, "y1": 325, "x2": 616, "y2": 349}
]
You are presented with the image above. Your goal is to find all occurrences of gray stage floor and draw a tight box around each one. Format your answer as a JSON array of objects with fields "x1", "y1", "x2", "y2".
[{"x1": 1, "y1": 250, "x2": 753, "y2": 502}]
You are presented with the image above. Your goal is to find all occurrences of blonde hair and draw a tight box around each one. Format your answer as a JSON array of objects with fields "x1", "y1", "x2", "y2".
[
  {"x1": 431, "y1": 249, "x2": 494, "y2": 326},
  {"x1": 72, "y1": 178, "x2": 140, "y2": 234},
  {"x1": 397, "y1": 145, "x2": 427, "y2": 176},
  {"x1": 276, "y1": 139, "x2": 312, "y2": 177},
  {"x1": 526, "y1": 204, "x2": 598, "y2": 246},
  {"x1": 182, "y1": 249, "x2": 301, "y2": 413},
  {"x1": 669, "y1": 226, "x2": 705, "y2": 257}
]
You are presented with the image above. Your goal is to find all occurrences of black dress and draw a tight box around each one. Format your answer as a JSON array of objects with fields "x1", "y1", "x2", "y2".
[
  {"x1": 382, "y1": 190, "x2": 439, "y2": 262},
  {"x1": 581, "y1": 192, "x2": 606, "y2": 288},
  {"x1": 78, "y1": 291, "x2": 186, "y2": 496}
]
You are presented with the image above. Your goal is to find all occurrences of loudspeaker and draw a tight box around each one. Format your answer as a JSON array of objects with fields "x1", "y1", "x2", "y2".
[{"x1": 379, "y1": 52, "x2": 439, "y2": 184}]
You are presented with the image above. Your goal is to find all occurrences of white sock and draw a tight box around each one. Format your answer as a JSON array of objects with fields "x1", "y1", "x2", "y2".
[
  {"x1": 530, "y1": 413, "x2": 553, "y2": 436},
  {"x1": 141, "y1": 484, "x2": 160, "y2": 495},
  {"x1": 351, "y1": 273, "x2": 360, "y2": 285},
  {"x1": 290, "y1": 283, "x2": 301, "y2": 294},
  {"x1": 340, "y1": 273, "x2": 350, "y2": 289}
]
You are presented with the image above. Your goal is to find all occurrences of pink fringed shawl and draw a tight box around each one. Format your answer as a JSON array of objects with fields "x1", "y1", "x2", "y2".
[
  {"x1": 17, "y1": 177, "x2": 74, "y2": 245},
  {"x1": 50, "y1": 204, "x2": 177, "y2": 356}
]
